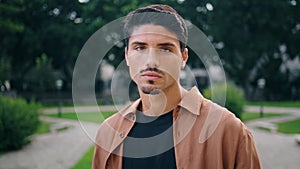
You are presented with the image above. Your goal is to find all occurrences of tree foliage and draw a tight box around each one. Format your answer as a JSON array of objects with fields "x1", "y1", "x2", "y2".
[
  {"x1": 24, "y1": 53, "x2": 57, "y2": 92},
  {"x1": 207, "y1": 0, "x2": 300, "y2": 100},
  {"x1": 203, "y1": 82, "x2": 245, "y2": 118},
  {"x1": 0, "y1": 0, "x2": 299, "y2": 101}
]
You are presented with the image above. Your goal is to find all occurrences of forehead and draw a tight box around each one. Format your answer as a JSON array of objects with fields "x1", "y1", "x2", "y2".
[{"x1": 129, "y1": 24, "x2": 180, "y2": 44}]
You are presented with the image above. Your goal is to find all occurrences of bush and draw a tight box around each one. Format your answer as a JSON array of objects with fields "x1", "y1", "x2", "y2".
[
  {"x1": 0, "y1": 95, "x2": 39, "y2": 151},
  {"x1": 203, "y1": 82, "x2": 245, "y2": 119}
]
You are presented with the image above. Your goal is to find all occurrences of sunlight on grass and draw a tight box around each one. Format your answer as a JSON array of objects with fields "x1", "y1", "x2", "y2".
[
  {"x1": 71, "y1": 146, "x2": 94, "y2": 169},
  {"x1": 277, "y1": 119, "x2": 300, "y2": 134},
  {"x1": 43, "y1": 111, "x2": 116, "y2": 123},
  {"x1": 241, "y1": 112, "x2": 286, "y2": 122},
  {"x1": 246, "y1": 101, "x2": 300, "y2": 108},
  {"x1": 35, "y1": 121, "x2": 51, "y2": 134}
]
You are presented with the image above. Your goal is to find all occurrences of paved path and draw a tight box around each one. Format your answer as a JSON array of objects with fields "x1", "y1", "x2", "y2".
[
  {"x1": 0, "y1": 117, "x2": 99, "y2": 169},
  {"x1": 250, "y1": 127, "x2": 300, "y2": 169},
  {"x1": 244, "y1": 106, "x2": 300, "y2": 169},
  {"x1": 0, "y1": 106, "x2": 299, "y2": 169}
]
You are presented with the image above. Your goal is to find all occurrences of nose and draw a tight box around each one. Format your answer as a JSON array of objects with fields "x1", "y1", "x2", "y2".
[{"x1": 146, "y1": 48, "x2": 160, "y2": 68}]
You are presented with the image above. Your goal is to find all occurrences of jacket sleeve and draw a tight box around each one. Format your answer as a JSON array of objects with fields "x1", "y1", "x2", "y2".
[
  {"x1": 92, "y1": 144, "x2": 102, "y2": 169},
  {"x1": 235, "y1": 124, "x2": 262, "y2": 169},
  {"x1": 92, "y1": 122, "x2": 111, "y2": 169}
]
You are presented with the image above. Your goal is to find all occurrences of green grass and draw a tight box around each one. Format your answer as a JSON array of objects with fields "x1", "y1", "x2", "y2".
[
  {"x1": 35, "y1": 121, "x2": 52, "y2": 134},
  {"x1": 72, "y1": 146, "x2": 94, "y2": 169},
  {"x1": 43, "y1": 111, "x2": 116, "y2": 123},
  {"x1": 277, "y1": 118, "x2": 300, "y2": 134},
  {"x1": 241, "y1": 112, "x2": 287, "y2": 122},
  {"x1": 246, "y1": 101, "x2": 300, "y2": 108},
  {"x1": 41, "y1": 103, "x2": 74, "y2": 108},
  {"x1": 257, "y1": 126, "x2": 272, "y2": 132}
]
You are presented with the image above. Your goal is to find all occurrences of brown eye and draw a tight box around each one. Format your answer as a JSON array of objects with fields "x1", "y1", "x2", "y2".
[
  {"x1": 160, "y1": 48, "x2": 171, "y2": 52},
  {"x1": 135, "y1": 46, "x2": 145, "y2": 51}
]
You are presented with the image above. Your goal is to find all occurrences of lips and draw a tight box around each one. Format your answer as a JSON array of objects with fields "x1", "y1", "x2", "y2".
[{"x1": 141, "y1": 71, "x2": 162, "y2": 80}]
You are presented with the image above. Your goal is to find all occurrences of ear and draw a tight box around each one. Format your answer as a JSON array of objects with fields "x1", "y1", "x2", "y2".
[
  {"x1": 181, "y1": 48, "x2": 188, "y2": 69},
  {"x1": 125, "y1": 47, "x2": 129, "y2": 66}
]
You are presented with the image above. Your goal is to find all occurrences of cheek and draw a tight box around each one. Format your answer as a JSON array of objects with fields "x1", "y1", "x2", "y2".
[
  {"x1": 159, "y1": 54, "x2": 182, "y2": 80},
  {"x1": 126, "y1": 53, "x2": 144, "y2": 80}
]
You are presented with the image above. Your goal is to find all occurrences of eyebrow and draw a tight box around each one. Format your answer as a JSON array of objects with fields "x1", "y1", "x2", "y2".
[
  {"x1": 129, "y1": 41, "x2": 177, "y2": 48},
  {"x1": 157, "y1": 42, "x2": 176, "y2": 48},
  {"x1": 130, "y1": 41, "x2": 147, "y2": 46}
]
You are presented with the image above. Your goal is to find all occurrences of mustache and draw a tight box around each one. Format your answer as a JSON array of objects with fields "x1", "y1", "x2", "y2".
[{"x1": 140, "y1": 67, "x2": 165, "y2": 75}]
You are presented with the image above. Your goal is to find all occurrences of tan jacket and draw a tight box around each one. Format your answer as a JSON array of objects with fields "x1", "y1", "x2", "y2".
[{"x1": 92, "y1": 87, "x2": 261, "y2": 169}]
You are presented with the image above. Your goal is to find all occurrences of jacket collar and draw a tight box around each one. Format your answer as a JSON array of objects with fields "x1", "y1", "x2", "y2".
[
  {"x1": 119, "y1": 86, "x2": 203, "y2": 117},
  {"x1": 178, "y1": 86, "x2": 202, "y2": 115}
]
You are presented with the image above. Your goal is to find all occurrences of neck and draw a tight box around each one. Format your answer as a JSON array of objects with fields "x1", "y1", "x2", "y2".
[{"x1": 139, "y1": 83, "x2": 186, "y2": 116}]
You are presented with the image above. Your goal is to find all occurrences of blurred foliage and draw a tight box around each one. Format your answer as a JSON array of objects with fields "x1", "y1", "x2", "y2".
[
  {"x1": 0, "y1": 95, "x2": 40, "y2": 151},
  {"x1": 0, "y1": 57, "x2": 10, "y2": 80},
  {"x1": 24, "y1": 53, "x2": 57, "y2": 92},
  {"x1": 0, "y1": 0, "x2": 299, "y2": 101},
  {"x1": 203, "y1": 82, "x2": 246, "y2": 118},
  {"x1": 207, "y1": 0, "x2": 300, "y2": 100}
]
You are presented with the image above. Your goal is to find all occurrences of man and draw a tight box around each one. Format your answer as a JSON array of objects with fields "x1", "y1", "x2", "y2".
[{"x1": 93, "y1": 4, "x2": 261, "y2": 169}]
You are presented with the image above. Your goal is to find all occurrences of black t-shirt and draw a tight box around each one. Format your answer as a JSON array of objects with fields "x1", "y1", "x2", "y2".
[{"x1": 122, "y1": 110, "x2": 177, "y2": 169}]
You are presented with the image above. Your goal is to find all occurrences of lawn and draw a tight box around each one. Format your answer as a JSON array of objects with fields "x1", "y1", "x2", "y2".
[
  {"x1": 246, "y1": 101, "x2": 300, "y2": 108},
  {"x1": 72, "y1": 146, "x2": 94, "y2": 169},
  {"x1": 35, "y1": 121, "x2": 52, "y2": 134},
  {"x1": 43, "y1": 111, "x2": 116, "y2": 123},
  {"x1": 241, "y1": 112, "x2": 286, "y2": 122},
  {"x1": 277, "y1": 118, "x2": 300, "y2": 134}
]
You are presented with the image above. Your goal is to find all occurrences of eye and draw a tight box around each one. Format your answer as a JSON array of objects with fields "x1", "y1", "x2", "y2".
[
  {"x1": 134, "y1": 45, "x2": 145, "y2": 51},
  {"x1": 160, "y1": 48, "x2": 171, "y2": 52}
]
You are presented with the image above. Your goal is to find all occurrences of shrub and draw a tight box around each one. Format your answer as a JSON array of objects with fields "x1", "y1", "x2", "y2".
[
  {"x1": 203, "y1": 82, "x2": 245, "y2": 119},
  {"x1": 0, "y1": 95, "x2": 39, "y2": 151}
]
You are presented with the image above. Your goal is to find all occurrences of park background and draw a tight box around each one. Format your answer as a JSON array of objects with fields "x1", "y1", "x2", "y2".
[
  {"x1": 0, "y1": 0, "x2": 300, "y2": 169},
  {"x1": 1, "y1": 0, "x2": 300, "y2": 103}
]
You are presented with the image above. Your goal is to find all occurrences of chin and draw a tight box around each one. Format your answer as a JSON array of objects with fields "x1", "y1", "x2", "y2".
[{"x1": 141, "y1": 86, "x2": 161, "y2": 95}]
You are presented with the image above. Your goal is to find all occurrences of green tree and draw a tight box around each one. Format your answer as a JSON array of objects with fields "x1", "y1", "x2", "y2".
[
  {"x1": 0, "y1": 0, "x2": 25, "y2": 83},
  {"x1": 25, "y1": 53, "x2": 57, "y2": 92},
  {"x1": 206, "y1": 0, "x2": 300, "y2": 100},
  {"x1": 1, "y1": 0, "x2": 299, "y2": 101},
  {"x1": 0, "y1": 58, "x2": 10, "y2": 81}
]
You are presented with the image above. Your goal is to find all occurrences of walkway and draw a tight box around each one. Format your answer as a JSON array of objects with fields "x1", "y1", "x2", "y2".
[
  {"x1": 244, "y1": 106, "x2": 300, "y2": 169},
  {"x1": 0, "y1": 117, "x2": 99, "y2": 169},
  {"x1": 0, "y1": 106, "x2": 299, "y2": 169}
]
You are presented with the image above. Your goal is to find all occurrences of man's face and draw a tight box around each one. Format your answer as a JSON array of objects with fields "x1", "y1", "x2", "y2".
[{"x1": 125, "y1": 24, "x2": 188, "y2": 94}]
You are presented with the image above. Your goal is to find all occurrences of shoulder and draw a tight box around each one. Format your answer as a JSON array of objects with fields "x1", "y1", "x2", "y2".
[
  {"x1": 200, "y1": 98, "x2": 250, "y2": 137},
  {"x1": 203, "y1": 98, "x2": 245, "y2": 128},
  {"x1": 213, "y1": 103, "x2": 254, "y2": 142}
]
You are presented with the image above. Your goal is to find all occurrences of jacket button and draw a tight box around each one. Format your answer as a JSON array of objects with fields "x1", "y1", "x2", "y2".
[
  {"x1": 131, "y1": 114, "x2": 135, "y2": 121},
  {"x1": 119, "y1": 132, "x2": 125, "y2": 138},
  {"x1": 128, "y1": 113, "x2": 135, "y2": 121}
]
